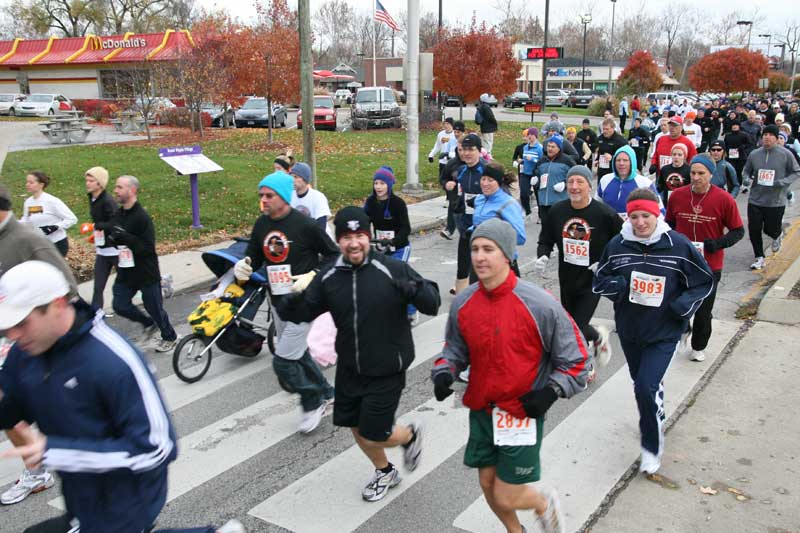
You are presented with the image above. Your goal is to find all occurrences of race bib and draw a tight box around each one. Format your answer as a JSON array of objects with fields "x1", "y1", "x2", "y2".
[
  {"x1": 93, "y1": 229, "x2": 105, "y2": 247},
  {"x1": 728, "y1": 148, "x2": 739, "y2": 159},
  {"x1": 492, "y1": 407, "x2": 537, "y2": 446},
  {"x1": 629, "y1": 271, "x2": 666, "y2": 307},
  {"x1": 659, "y1": 155, "x2": 672, "y2": 168},
  {"x1": 630, "y1": 138, "x2": 639, "y2": 148},
  {"x1": 267, "y1": 265, "x2": 293, "y2": 295},
  {"x1": 117, "y1": 246, "x2": 135, "y2": 268},
  {"x1": 540, "y1": 173, "x2": 549, "y2": 188},
  {"x1": 563, "y1": 238, "x2": 590, "y2": 266},
  {"x1": 375, "y1": 230, "x2": 395, "y2": 252},
  {"x1": 599, "y1": 156, "x2": 610, "y2": 169},
  {"x1": 692, "y1": 241, "x2": 705, "y2": 255},
  {"x1": 757, "y1": 169, "x2": 775, "y2": 187}
]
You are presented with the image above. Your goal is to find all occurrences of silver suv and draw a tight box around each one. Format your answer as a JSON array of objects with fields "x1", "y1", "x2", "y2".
[{"x1": 351, "y1": 87, "x2": 401, "y2": 130}]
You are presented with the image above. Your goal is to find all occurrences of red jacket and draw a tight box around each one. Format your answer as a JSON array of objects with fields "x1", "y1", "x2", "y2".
[{"x1": 652, "y1": 134, "x2": 698, "y2": 171}]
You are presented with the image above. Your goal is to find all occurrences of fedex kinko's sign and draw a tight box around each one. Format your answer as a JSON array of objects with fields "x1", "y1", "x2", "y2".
[{"x1": 91, "y1": 37, "x2": 148, "y2": 50}]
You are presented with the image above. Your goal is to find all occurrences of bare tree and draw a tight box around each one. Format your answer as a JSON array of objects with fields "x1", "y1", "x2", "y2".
[
  {"x1": 783, "y1": 21, "x2": 800, "y2": 92},
  {"x1": 313, "y1": 0, "x2": 359, "y2": 65},
  {"x1": 660, "y1": 4, "x2": 687, "y2": 73},
  {"x1": 491, "y1": 0, "x2": 543, "y2": 43}
]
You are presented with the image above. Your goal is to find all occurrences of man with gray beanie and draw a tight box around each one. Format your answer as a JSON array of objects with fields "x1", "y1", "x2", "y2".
[
  {"x1": 431, "y1": 217, "x2": 588, "y2": 533},
  {"x1": 290, "y1": 162, "x2": 331, "y2": 231},
  {"x1": 536, "y1": 165, "x2": 622, "y2": 378}
]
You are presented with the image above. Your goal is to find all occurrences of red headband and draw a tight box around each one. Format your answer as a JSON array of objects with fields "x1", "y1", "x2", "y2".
[{"x1": 627, "y1": 199, "x2": 660, "y2": 218}]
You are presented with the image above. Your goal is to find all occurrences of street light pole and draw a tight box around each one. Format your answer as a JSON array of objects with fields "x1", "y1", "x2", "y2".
[
  {"x1": 580, "y1": 14, "x2": 592, "y2": 90},
  {"x1": 737, "y1": 20, "x2": 753, "y2": 51},
  {"x1": 606, "y1": 0, "x2": 617, "y2": 94},
  {"x1": 759, "y1": 33, "x2": 772, "y2": 64}
]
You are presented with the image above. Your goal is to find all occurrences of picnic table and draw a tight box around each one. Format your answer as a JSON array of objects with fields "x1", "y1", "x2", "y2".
[
  {"x1": 110, "y1": 111, "x2": 150, "y2": 134},
  {"x1": 39, "y1": 116, "x2": 93, "y2": 144}
]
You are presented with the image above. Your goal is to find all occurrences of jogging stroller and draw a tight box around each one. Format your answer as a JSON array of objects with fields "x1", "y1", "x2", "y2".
[{"x1": 172, "y1": 238, "x2": 276, "y2": 383}]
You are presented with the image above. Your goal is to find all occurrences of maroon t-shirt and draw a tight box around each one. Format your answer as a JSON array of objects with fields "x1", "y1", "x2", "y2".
[{"x1": 666, "y1": 185, "x2": 743, "y2": 271}]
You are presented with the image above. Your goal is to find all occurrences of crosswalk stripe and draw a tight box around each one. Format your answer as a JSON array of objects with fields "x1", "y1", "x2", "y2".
[
  {"x1": 47, "y1": 313, "x2": 448, "y2": 511},
  {"x1": 247, "y1": 395, "x2": 470, "y2": 532},
  {"x1": 452, "y1": 319, "x2": 740, "y2": 533}
]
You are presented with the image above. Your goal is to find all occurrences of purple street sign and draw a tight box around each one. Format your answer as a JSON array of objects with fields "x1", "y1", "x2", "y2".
[{"x1": 159, "y1": 145, "x2": 202, "y2": 157}]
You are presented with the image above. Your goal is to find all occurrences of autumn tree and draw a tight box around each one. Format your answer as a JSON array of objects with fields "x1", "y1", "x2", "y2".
[
  {"x1": 615, "y1": 50, "x2": 663, "y2": 96},
  {"x1": 432, "y1": 23, "x2": 520, "y2": 119},
  {"x1": 688, "y1": 48, "x2": 769, "y2": 94},
  {"x1": 768, "y1": 71, "x2": 790, "y2": 92}
]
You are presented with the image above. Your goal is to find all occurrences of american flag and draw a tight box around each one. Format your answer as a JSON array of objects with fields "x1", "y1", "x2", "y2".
[{"x1": 374, "y1": 0, "x2": 400, "y2": 32}]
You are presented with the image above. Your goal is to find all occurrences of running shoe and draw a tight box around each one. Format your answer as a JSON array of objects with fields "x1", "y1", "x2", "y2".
[
  {"x1": 458, "y1": 367, "x2": 470, "y2": 382},
  {"x1": 536, "y1": 488, "x2": 565, "y2": 533},
  {"x1": 586, "y1": 361, "x2": 596, "y2": 385},
  {"x1": 639, "y1": 449, "x2": 661, "y2": 474},
  {"x1": 593, "y1": 325, "x2": 612, "y2": 367},
  {"x1": 689, "y1": 350, "x2": 706, "y2": 362},
  {"x1": 1, "y1": 469, "x2": 55, "y2": 505},
  {"x1": 362, "y1": 466, "x2": 401, "y2": 502},
  {"x1": 750, "y1": 256, "x2": 766, "y2": 270},
  {"x1": 439, "y1": 229, "x2": 454, "y2": 240},
  {"x1": 772, "y1": 232, "x2": 783, "y2": 254},
  {"x1": 678, "y1": 328, "x2": 692, "y2": 355},
  {"x1": 403, "y1": 421, "x2": 423, "y2": 471},
  {"x1": 154, "y1": 338, "x2": 177, "y2": 353},
  {"x1": 299, "y1": 402, "x2": 327, "y2": 434},
  {"x1": 216, "y1": 520, "x2": 246, "y2": 533}
]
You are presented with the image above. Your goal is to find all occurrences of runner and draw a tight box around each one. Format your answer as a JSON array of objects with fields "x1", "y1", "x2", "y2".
[
  {"x1": 649, "y1": 116, "x2": 698, "y2": 176},
  {"x1": 536, "y1": 165, "x2": 621, "y2": 379},
  {"x1": 597, "y1": 145, "x2": 662, "y2": 218},
  {"x1": 102, "y1": 175, "x2": 178, "y2": 353},
  {"x1": 627, "y1": 117, "x2": 651, "y2": 172},
  {"x1": 576, "y1": 118, "x2": 598, "y2": 157},
  {"x1": 0, "y1": 261, "x2": 245, "y2": 533},
  {"x1": 276, "y1": 206, "x2": 441, "y2": 503},
  {"x1": 428, "y1": 117, "x2": 455, "y2": 173},
  {"x1": 593, "y1": 188, "x2": 714, "y2": 475},
  {"x1": 290, "y1": 162, "x2": 331, "y2": 231},
  {"x1": 83, "y1": 166, "x2": 119, "y2": 312},
  {"x1": 741, "y1": 125, "x2": 800, "y2": 270},
  {"x1": 363, "y1": 166, "x2": 418, "y2": 324},
  {"x1": 532, "y1": 135, "x2": 574, "y2": 223},
  {"x1": 431, "y1": 218, "x2": 588, "y2": 533},
  {"x1": 708, "y1": 141, "x2": 741, "y2": 197},
  {"x1": 596, "y1": 118, "x2": 628, "y2": 183},
  {"x1": 682, "y1": 112, "x2": 702, "y2": 150},
  {"x1": 656, "y1": 143, "x2": 691, "y2": 207},
  {"x1": 21, "y1": 171, "x2": 77, "y2": 258},
  {"x1": 273, "y1": 152, "x2": 295, "y2": 173},
  {"x1": 666, "y1": 155, "x2": 744, "y2": 362},
  {"x1": 234, "y1": 171, "x2": 337, "y2": 433},
  {"x1": 723, "y1": 121, "x2": 753, "y2": 185},
  {"x1": 513, "y1": 127, "x2": 544, "y2": 220},
  {"x1": 566, "y1": 127, "x2": 592, "y2": 167}
]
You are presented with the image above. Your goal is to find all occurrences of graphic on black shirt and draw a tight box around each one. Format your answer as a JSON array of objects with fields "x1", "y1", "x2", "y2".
[
  {"x1": 263, "y1": 230, "x2": 291, "y2": 263},
  {"x1": 562, "y1": 217, "x2": 592, "y2": 241},
  {"x1": 665, "y1": 172, "x2": 687, "y2": 191}
]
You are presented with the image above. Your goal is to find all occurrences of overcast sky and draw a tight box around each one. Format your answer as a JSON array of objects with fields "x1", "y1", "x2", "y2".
[{"x1": 197, "y1": 0, "x2": 795, "y2": 41}]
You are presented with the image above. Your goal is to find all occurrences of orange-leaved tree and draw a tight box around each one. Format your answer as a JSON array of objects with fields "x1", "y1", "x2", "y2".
[
  {"x1": 616, "y1": 50, "x2": 663, "y2": 96},
  {"x1": 432, "y1": 21, "x2": 520, "y2": 119},
  {"x1": 688, "y1": 48, "x2": 769, "y2": 94}
]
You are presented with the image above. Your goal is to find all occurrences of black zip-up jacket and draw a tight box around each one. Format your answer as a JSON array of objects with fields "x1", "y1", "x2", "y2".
[
  {"x1": 364, "y1": 194, "x2": 411, "y2": 249},
  {"x1": 577, "y1": 128, "x2": 598, "y2": 153},
  {"x1": 723, "y1": 130, "x2": 754, "y2": 161},
  {"x1": 105, "y1": 202, "x2": 160, "y2": 288},
  {"x1": 476, "y1": 102, "x2": 498, "y2": 133},
  {"x1": 597, "y1": 132, "x2": 628, "y2": 179},
  {"x1": 277, "y1": 252, "x2": 441, "y2": 376},
  {"x1": 442, "y1": 158, "x2": 485, "y2": 214},
  {"x1": 88, "y1": 190, "x2": 118, "y2": 250}
]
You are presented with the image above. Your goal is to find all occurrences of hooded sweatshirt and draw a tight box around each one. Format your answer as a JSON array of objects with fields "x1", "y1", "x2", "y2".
[
  {"x1": 742, "y1": 145, "x2": 800, "y2": 207},
  {"x1": 598, "y1": 145, "x2": 663, "y2": 216}
]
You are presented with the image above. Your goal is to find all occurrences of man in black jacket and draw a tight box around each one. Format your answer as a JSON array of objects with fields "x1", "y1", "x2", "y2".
[
  {"x1": 596, "y1": 118, "x2": 627, "y2": 182},
  {"x1": 84, "y1": 166, "x2": 118, "y2": 312},
  {"x1": 475, "y1": 94, "x2": 498, "y2": 155},
  {"x1": 102, "y1": 175, "x2": 177, "y2": 353},
  {"x1": 277, "y1": 206, "x2": 441, "y2": 504},
  {"x1": 576, "y1": 118, "x2": 598, "y2": 156}
]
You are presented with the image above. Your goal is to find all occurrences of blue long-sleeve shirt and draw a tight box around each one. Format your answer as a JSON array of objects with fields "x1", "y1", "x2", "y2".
[{"x1": 472, "y1": 188, "x2": 527, "y2": 251}]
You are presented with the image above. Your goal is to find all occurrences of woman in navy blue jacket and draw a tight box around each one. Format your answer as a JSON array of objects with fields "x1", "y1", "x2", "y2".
[{"x1": 592, "y1": 188, "x2": 713, "y2": 476}]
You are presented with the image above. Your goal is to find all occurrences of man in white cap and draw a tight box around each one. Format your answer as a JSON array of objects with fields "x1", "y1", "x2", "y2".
[{"x1": 0, "y1": 261, "x2": 244, "y2": 533}]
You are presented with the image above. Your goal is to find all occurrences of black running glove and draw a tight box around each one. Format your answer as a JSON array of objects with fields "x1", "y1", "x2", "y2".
[
  {"x1": 392, "y1": 278, "x2": 419, "y2": 300},
  {"x1": 519, "y1": 387, "x2": 558, "y2": 419},
  {"x1": 431, "y1": 358, "x2": 454, "y2": 401},
  {"x1": 648, "y1": 163, "x2": 658, "y2": 175}
]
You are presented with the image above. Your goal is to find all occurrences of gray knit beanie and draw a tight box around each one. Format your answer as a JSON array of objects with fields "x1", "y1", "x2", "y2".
[
  {"x1": 567, "y1": 165, "x2": 593, "y2": 188},
  {"x1": 471, "y1": 218, "x2": 516, "y2": 261}
]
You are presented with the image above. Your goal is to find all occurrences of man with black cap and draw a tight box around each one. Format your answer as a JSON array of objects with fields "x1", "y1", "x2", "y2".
[
  {"x1": 741, "y1": 125, "x2": 800, "y2": 270},
  {"x1": 277, "y1": 206, "x2": 440, "y2": 503},
  {"x1": 234, "y1": 171, "x2": 338, "y2": 434},
  {"x1": 431, "y1": 218, "x2": 588, "y2": 533},
  {"x1": 536, "y1": 165, "x2": 621, "y2": 378},
  {"x1": 723, "y1": 120, "x2": 753, "y2": 184},
  {"x1": 290, "y1": 162, "x2": 331, "y2": 231},
  {"x1": 708, "y1": 141, "x2": 740, "y2": 197}
]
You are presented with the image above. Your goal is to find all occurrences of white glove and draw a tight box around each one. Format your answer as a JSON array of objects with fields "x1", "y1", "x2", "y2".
[
  {"x1": 588, "y1": 262, "x2": 599, "y2": 273},
  {"x1": 512, "y1": 160, "x2": 520, "y2": 169},
  {"x1": 553, "y1": 182, "x2": 565, "y2": 193},
  {"x1": 291, "y1": 270, "x2": 316, "y2": 292},
  {"x1": 530, "y1": 176, "x2": 539, "y2": 187},
  {"x1": 234, "y1": 257, "x2": 252, "y2": 282},
  {"x1": 534, "y1": 255, "x2": 549, "y2": 275}
]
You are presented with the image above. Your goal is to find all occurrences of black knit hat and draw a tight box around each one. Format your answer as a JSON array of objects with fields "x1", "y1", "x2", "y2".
[
  {"x1": 762, "y1": 124, "x2": 780, "y2": 138},
  {"x1": 334, "y1": 206, "x2": 371, "y2": 241}
]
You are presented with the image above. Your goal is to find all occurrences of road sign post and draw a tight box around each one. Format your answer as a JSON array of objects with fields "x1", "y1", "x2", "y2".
[{"x1": 159, "y1": 145, "x2": 223, "y2": 229}]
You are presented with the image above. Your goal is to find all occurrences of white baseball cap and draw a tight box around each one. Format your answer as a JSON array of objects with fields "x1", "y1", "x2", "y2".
[{"x1": 0, "y1": 261, "x2": 70, "y2": 330}]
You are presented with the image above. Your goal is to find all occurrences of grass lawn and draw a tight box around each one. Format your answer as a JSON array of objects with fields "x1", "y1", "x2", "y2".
[
  {"x1": 1, "y1": 122, "x2": 532, "y2": 246},
  {"x1": 505, "y1": 106, "x2": 593, "y2": 117}
]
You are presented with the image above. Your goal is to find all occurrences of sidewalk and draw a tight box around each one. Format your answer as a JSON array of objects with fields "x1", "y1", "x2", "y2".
[
  {"x1": 589, "y1": 254, "x2": 800, "y2": 532},
  {"x1": 77, "y1": 194, "x2": 450, "y2": 308}
]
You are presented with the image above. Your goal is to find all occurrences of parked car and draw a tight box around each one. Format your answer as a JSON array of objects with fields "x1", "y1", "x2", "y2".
[
  {"x1": 566, "y1": 89, "x2": 607, "y2": 108},
  {"x1": 133, "y1": 97, "x2": 177, "y2": 123},
  {"x1": 444, "y1": 94, "x2": 462, "y2": 107},
  {"x1": 297, "y1": 95, "x2": 337, "y2": 131},
  {"x1": 10, "y1": 93, "x2": 73, "y2": 116},
  {"x1": 0, "y1": 94, "x2": 25, "y2": 115},
  {"x1": 482, "y1": 94, "x2": 498, "y2": 107},
  {"x1": 234, "y1": 97, "x2": 287, "y2": 128},
  {"x1": 532, "y1": 89, "x2": 569, "y2": 107},
  {"x1": 503, "y1": 91, "x2": 533, "y2": 108},
  {"x1": 334, "y1": 89, "x2": 352, "y2": 107},
  {"x1": 200, "y1": 102, "x2": 235, "y2": 127},
  {"x1": 351, "y1": 87, "x2": 401, "y2": 129}
]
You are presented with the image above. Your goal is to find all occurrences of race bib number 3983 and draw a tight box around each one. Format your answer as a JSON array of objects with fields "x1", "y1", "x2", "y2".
[
  {"x1": 628, "y1": 271, "x2": 666, "y2": 307},
  {"x1": 492, "y1": 407, "x2": 537, "y2": 446}
]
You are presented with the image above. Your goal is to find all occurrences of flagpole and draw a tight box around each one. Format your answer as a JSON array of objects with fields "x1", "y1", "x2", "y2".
[{"x1": 372, "y1": 1, "x2": 377, "y2": 85}]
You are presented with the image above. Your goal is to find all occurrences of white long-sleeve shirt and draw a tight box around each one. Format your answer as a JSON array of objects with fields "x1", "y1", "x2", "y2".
[
  {"x1": 429, "y1": 129, "x2": 455, "y2": 163},
  {"x1": 682, "y1": 121, "x2": 703, "y2": 148},
  {"x1": 21, "y1": 192, "x2": 78, "y2": 244}
]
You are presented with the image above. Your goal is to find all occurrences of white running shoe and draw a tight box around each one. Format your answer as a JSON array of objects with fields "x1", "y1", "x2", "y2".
[
  {"x1": 772, "y1": 232, "x2": 783, "y2": 254},
  {"x1": 403, "y1": 421, "x2": 423, "y2": 471},
  {"x1": 750, "y1": 256, "x2": 765, "y2": 270},
  {"x1": 362, "y1": 466, "x2": 401, "y2": 502},
  {"x1": 678, "y1": 330, "x2": 691, "y2": 355},
  {"x1": 536, "y1": 488, "x2": 565, "y2": 533},
  {"x1": 154, "y1": 338, "x2": 177, "y2": 353},
  {"x1": 458, "y1": 367, "x2": 470, "y2": 382},
  {"x1": 1, "y1": 469, "x2": 55, "y2": 505},
  {"x1": 689, "y1": 349, "x2": 706, "y2": 362},
  {"x1": 593, "y1": 325, "x2": 612, "y2": 367},
  {"x1": 639, "y1": 449, "x2": 661, "y2": 474},
  {"x1": 299, "y1": 402, "x2": 327, "y2": 434},
  {"x1": 216, "y1": 520, "x2": 246, "y2": 533}
]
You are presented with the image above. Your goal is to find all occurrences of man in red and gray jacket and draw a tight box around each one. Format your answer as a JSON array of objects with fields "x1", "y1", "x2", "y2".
[{"x1": 431, "y1": 218, "x2": 588, "y2": 533}]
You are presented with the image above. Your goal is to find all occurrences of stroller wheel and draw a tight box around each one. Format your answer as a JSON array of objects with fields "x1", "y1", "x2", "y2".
[
  {"x1": 267, "y1": 322, "x2": 277, "y2": 356},
  {"x1": 172, "y1": 334, "x2": 213, "y2": 383}
]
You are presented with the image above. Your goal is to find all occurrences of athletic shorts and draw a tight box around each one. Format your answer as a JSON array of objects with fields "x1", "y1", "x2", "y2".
[
  {"x1": 463, "y1": 409, "x2": 544, "y2": 484},
  {"x1": 332, "y1": 367, "x2": 405, "y2": 442}
]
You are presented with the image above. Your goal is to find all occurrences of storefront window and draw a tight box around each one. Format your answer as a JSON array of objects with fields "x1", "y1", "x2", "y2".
[{"x1": 100, "y1": 69, "x2": 151, "y2": 98}]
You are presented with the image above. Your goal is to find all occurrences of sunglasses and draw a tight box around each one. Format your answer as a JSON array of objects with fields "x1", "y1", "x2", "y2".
[
  {"x1": 258, "y1": 192, "x2": 276, "y2": 199},
  {"x1": 710, "y1": 148, "x2": 723, "y2": 152}
]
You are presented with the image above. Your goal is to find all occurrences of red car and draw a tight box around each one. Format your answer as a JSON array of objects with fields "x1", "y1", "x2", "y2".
[{"x1": 297, "y1": 95, "x2": 337, "y2": 131}]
